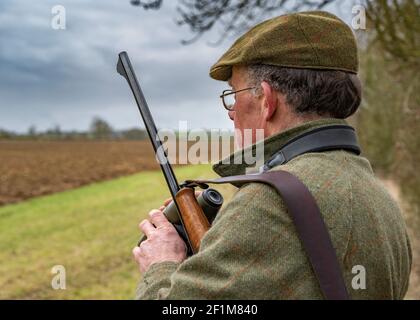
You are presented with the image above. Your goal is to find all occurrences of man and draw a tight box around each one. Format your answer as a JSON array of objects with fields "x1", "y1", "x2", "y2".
[{"x1": 132, "y1": 11, "x2": 412, "y2": 299}]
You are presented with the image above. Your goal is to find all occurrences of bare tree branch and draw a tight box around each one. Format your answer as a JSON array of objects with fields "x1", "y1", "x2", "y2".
[
  {"x1": 175, "y1": 0, "x2": 337, "y2": 44},
  {"x1": 366, "y1": 0, "x2": 419, "y2": 68},
  {"x1": 130, "y1": 0, "x2": 163, "y2": 10}
]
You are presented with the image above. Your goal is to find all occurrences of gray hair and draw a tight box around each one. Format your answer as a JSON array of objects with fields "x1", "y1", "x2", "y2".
[{"x1": 247, "y1": 64, "x2": 362, "y2": 119}]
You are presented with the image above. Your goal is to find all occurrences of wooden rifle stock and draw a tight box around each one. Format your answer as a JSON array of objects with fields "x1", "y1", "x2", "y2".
[{"x1": 175, "y1": 188, "x2": 211, "y2": 253}]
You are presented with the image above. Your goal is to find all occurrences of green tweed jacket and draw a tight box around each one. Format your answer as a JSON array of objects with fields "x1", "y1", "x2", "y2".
[{"x1": 135, "y1": 119, "x2": 412, "y2": 299}]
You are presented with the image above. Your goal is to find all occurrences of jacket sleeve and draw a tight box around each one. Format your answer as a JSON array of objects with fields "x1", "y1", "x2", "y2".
[{"x1": 135, "y1": 182, "x2": 322, "y2": 299}]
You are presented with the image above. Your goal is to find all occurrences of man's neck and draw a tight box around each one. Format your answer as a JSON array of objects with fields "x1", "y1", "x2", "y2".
[
  {"x1": 266, "y1": 113, "x2": 328, "y2": 139},
  {"x1": 214, "y1": 118, "x2": 349, "y2": 177}
]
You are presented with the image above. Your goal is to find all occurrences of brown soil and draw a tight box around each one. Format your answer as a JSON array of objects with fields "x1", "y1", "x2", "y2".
[{"x1": 0, "y1": 140, "x2": 160, "y2": 205}]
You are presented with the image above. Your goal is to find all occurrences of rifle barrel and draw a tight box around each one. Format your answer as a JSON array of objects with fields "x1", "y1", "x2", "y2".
[{"x1": 117, "y1": 51, "x2": 179, "y2": 198}]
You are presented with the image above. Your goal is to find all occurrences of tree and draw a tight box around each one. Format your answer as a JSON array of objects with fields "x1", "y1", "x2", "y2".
[
  {"x1": 43, "y1": 125, "x2": 63, "y2": 139},
  {"x1": 0, "y1": 129, "x2": 13, "y2": 140},
  {"x1": 365, "y1": 0, "x2": 419, "y2": 69},
  {"x1": 121, "y1": 128, "x2": 148, "y2": 140},
  {"x1": 89, "y1": 117, "x2": 114, "y2": 140},
  {"x1": 27, "y1": 125, "x2": 37, "y2": 138}
]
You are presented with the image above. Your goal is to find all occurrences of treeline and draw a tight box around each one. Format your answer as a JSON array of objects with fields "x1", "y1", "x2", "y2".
[
  {"x1": 0, "y1": 117, "x2": 149, "y2": 141},
  {"x1": 0, "y1": 117, "x2": 235, "y2": 141}
]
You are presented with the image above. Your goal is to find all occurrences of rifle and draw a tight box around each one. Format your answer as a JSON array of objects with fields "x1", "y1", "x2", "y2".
[{"x1": 116, "y1": 51, "x2": 223, "y2": 255}]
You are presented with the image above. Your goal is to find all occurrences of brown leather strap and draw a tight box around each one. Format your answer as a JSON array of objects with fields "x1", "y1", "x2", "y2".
[{"x1": 183, "y1": 170, "x2": 350, "y2": 300}]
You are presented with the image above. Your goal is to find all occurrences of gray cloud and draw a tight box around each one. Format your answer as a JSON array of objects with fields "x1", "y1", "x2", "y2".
[{"x1": 0, "y1": 0, "x2": 233, "y2": 132}]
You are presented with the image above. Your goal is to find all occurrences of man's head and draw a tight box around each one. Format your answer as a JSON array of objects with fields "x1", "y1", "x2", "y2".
[{"x1": 211, "y1": 11, "x2": 362, "y2": 148}]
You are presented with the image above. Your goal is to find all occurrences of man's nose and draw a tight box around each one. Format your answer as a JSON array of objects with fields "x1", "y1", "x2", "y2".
[{"x1": 228, "y1": 110, "x2": 235, "y2": 121}]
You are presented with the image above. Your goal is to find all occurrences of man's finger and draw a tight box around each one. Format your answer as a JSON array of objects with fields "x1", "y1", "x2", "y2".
[
  {"x1": 163, "y1": 197, "x2": 172, "y2": 207},
  {"x1": 132, "y1": 246, "x2": 141, "y2": 259},
  {"x1": 149, "y1": 209, "x2": 170, "y2": 228},
  {"x1": 139, "y1": 219, "x2": 155, "y2": 238}
]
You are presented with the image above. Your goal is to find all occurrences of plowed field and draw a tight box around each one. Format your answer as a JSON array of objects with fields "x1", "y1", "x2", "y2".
[{"x1": 0, "y1": 140, "x2": 160, "y2": 205}]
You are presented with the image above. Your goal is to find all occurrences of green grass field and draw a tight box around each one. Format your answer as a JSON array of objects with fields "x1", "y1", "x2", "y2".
[{"x1": 0, "y1": 164, "x2": 234, "y2": 299}]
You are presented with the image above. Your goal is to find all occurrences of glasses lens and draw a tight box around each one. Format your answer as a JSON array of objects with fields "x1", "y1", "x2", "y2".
[{"x1": 224, "y1": 94, "x2": 235, "y2": 110}]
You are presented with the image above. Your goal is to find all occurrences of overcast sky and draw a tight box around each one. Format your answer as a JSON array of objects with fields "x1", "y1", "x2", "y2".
[{"x1": 0, "y1": 0, "x2": 352, "y2": 133}]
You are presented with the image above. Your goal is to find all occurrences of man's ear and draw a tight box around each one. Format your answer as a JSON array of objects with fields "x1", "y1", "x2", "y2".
[{"x1": 261, "y1": 81, "x2": 278, "y2": 121}]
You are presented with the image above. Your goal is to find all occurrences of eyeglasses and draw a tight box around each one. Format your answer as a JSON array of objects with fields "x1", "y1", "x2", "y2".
[{"x1": 220, "y1": 87, "x2": 256, "y2": 111}]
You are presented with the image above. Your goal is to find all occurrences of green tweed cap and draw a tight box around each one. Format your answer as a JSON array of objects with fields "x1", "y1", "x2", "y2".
[{"x1": 210, "y1": 11, "x2": 359, "y2": 81}]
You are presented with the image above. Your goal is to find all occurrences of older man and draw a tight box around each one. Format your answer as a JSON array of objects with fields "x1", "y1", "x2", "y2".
[{"x1": 132, "y1": 11, "x2": 412, "y2": 299}]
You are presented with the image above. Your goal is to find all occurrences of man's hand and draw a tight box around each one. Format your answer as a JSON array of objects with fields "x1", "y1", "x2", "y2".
[{"x1": 132, "y1": 209, "x2": 187, "y2": 274}]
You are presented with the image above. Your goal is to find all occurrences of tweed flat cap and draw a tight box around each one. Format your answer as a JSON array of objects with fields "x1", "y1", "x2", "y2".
[{"x1": 210, "y1": 11, "x2": 359, "y2": 81}]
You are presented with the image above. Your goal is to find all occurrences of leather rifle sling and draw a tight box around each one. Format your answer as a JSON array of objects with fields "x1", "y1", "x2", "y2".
[{"x1": 182, "y1": 170, "x2": 350, "y2": 300}]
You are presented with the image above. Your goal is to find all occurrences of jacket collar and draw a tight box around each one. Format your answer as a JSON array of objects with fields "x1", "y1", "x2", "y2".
[{"x1": 212, "y1": 118, "x2": 349, "y2": 177}]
